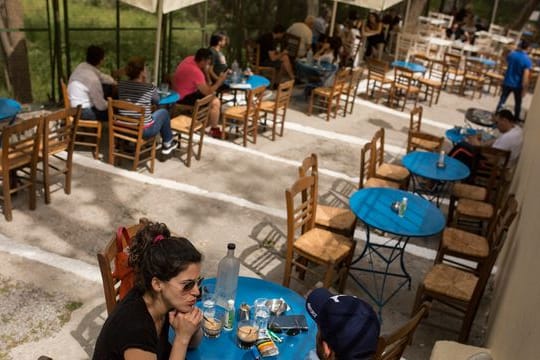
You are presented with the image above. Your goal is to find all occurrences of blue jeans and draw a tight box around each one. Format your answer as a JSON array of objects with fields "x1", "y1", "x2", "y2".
[
  {"x1": 143, "y1": 108, "x2": 173, "y2": 143},
  {"x1": 81, "y1": 107, "x2": 108, "y2": 121},
  {"x1": 497, "y1": 85, "x2": 522, "y2": 120}
]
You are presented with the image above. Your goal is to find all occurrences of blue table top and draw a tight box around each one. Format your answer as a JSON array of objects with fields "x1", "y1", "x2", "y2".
[
  {"x1": 296, "y1": 59, "x2": 338, "y2": 74},
  {"x1": 445, "y1": 126, "x2": 477, "y2": 144},
  {"x1": 402, "y1": 151, "x2": 470, "y2": 182},
  {"x1": 226, "y1": 74, "x2": 270, "y2": 90},
  {"x1": 391, "y1": 61, "x2": 426, "y2": 73},
  {"x1": 170, "y1": 276, "x2": 316, "y2": 360},
  {"x1": 0, "y1": 98, "x2": 21, "y2": 121},
  {"x1": 158, "y1": 90, "x2": 180, "y2": 105},
  {"x1": 468, "y1": 56, "x2": 496, "y2": 67},
  {"x1": 349, "y1": 188, "x2": 445, "y2": 238}
]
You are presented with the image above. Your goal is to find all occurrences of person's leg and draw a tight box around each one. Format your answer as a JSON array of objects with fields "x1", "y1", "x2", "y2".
[
  {"x1": 208, "y1": 98, "x2": 221, "y2": 128},
  {"x1": 81, "y1": 107, "x2": 108, "y2": 121},
  {"x1": 280, "y1": 54, "x2": 295, "y2": 80},
  {"x1": 496, "y1": 85, "x2": 511, "y2": 111},
  {"x1": 152, "y1": 108, "x2": 173, "y2": 143},
  {"x1": 512, "y1": 87, "x2": 522, "y2": 121}
]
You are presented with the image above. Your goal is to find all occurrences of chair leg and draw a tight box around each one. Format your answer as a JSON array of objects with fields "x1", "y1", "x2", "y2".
[
  {"x1": 149, "y1": 140, "x2": 156, "y2": 174},
  {"x1": 94, "y1": 122, "x2": 102, "y2": 159},
  {"x1": 2, "y1": 170, "x2": 13, "y2": 221},
  {"x1": 322, "y1": 264, "x2": 334, "y2": 289},
  {"x1": 43, "y1": 155, "x2": 51, "y2": 204},
  {"x1": 132, "y1": 145, "x2": 140, "y2": 171},
  {"x1": 411, "y1": 283, "x2": 427, "y2": 318},
  {"x1": 271, "y1": 113, "x2": 277, "y2": 141},
  {"x1": 65, "y1": 151, "x2": 73, "y2": 195},
  {"x1": 186, "y1": 133, "x2": 193, "y2": 167},
  {"x1": 29, "y1": 165, "x2": 37, "y2": 211},
  {"x1": 282, "y1": 254, "x2": 293, "y2": 288},
  {"x1": 242, "y1": 120, "x2": 248, "y2": 147},
  {"x1": 308, "y1": 93, "x2": 314, "y2": 116},
  {"x1": 197, "y1": 127, "x2": 205, "y2": 160},
  {"x1": 447, "y1": 195, "x2": 457, "y2": 225}
]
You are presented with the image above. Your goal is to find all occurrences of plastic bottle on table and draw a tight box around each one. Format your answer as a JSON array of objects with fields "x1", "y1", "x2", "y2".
[
  {"x1": 398, "y1": 197, "x2": 408, "y2": 217},
  {"x1": 215, "y1": 243, "x2": 240, "y2": 308},
  {"x1": 224, "y1": 299, "x2": 235, "y2": 331},
  {"x1": 231, "y1": 60, "x2": 240, "y2": 83},
  {"x1": 306, "y1": 48, "x2": 314, "y2": 63}
]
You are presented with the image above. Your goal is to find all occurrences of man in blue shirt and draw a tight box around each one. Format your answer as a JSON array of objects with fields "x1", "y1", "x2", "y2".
[{"x1": 496, "y1": 40, "x2": 532, "y2": 122}]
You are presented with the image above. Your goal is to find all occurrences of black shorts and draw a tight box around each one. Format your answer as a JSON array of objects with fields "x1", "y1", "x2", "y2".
[{"x1": 178, "y1": 90, "x2": 205, "y2": 106}]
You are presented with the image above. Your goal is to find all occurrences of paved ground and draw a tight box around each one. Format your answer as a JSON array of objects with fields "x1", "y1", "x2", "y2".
[{"x1": 0, "y1": 79, "x2": 528, "y2": 360}]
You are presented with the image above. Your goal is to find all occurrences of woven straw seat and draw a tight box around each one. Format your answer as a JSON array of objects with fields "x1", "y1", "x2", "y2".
[
  {"x1": 452, "y1": 183, "x2": 487, "y2": 201},
  {"x1": 418, "y1": 77, "x2": 441, "y2": 87},
  {"x1": 223, "y1": 105, "x2": 247, "y2": 119},
  {"x1": 486, "y1": 71, "x2": 503, "y2": 80},
  {"x1": 410, "y1": 137, "x2": 441, "y2": 151},
  {"x1": 171, "y1": 115, "x2": 204, "y2": 133},
  {"x1": 259, "y1": 100, "x2": 275, "y2": 112},
  {"x1": 375, "y1": 162, "x2": 410, "y2": 182},
  {"x1": 365, "y1": 177, "x2": 400, "y2": 189},
  {"x1": 294, "y1": 227, "x2": 353, "y2": 263},
  {"x1": 457, "y1": 198, "x2": 494, "y2": 219},
  {"x1": 423, "y1": 263, "x2": 477, "y2": 302},
  {"x1": 442, "y1": 227, "x2": 489, "y2": 258},
  {"x1": 313, "y1": 87, "x2": 332, "y2": 96},
  {"x1": 394, "y1": 83, "x2": 420, "y2": 93},
  {"x1": 316, "y1": 205, "x2": 356, "y2": 232}
]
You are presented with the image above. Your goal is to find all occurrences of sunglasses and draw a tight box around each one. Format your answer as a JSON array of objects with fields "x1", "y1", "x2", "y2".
[{"x1": 179, "y1": 276, "x2": 204, "y2": 292}]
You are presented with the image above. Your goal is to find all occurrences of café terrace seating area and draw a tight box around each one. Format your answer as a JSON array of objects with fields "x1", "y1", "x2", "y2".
[{"x1": 0, "y1": 16, "x2": 537, "y2": 360}]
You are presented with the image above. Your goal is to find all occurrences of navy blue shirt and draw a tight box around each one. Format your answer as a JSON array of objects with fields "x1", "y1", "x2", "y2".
[{"x1": 503, "y1": 50, "x2": 532, "y2": 88}]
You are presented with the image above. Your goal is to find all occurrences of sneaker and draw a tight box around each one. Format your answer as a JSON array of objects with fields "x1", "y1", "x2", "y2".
[
  {"x1": 161, "y1": 140, "x2": 178, "y2": 155},
  {"x1": 210, "y1": 127, "x2": 222, "y2": 139}
]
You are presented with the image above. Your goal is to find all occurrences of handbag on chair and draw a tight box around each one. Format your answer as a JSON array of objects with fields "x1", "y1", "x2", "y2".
[{"x1": 112, "y1": 227, "x2": 135, "y2": 300}]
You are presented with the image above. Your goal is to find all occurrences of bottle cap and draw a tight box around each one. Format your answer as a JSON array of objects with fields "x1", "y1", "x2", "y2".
[
  {"x1": 228, "y1": 299, "x2": 235, "y2": 308},
  {"x1": 402, "y1": 197, "x2": 408, "y2": 202},
  {"x1": 227, "y1": 243, "x2": 236, "y2": 250}
]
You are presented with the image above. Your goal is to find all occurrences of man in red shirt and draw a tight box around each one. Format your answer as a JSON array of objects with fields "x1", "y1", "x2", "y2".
[{"x1": 174, "y1": 48, "x2": 227, "y2": 138}]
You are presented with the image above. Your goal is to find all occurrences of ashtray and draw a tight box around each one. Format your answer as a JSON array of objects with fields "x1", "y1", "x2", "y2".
[
  {"x1": 266, "y1": 299, "x2": 288, "y2": 316},
  {"x1": 391, "y1": 201, "x2": 400, "y2": 213},
  {"x1": 436, "y1": 162, "x2": 446, "y2": 169}
]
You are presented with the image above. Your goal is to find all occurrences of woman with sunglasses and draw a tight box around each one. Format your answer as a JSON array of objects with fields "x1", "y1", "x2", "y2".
[{"x1": 93, "y1": 222, "x2": 204, "y2": 360}]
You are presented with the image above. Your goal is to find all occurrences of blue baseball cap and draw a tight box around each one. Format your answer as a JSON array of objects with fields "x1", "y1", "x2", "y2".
[{"x1": 306, "y1": 288, "x2": 380, "y2": 359}]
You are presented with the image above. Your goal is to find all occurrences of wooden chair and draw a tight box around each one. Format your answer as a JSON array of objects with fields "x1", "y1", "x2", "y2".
[
  {"x1": 412, "y1": 195, "x2": 518, "y2": 342},
  {"x1": 366, "y1": 59, "x2": 393, "y2": 103},
  {"x1": 389, "y1": 65, "x2": 420, "y2": 112},
  {"x1": 372, "y1": 128, "x2": 410, "y2": 188},
  {"x1": 107, "y1": 98, "x2": 157, "y2": 173},
  {"x1": 298, "y1": 153, "x2": 356, "y2": 238},
  {"x1": 443, "y1": 52, "x2": 464, "y2": 93},
  {"x1": 245, "y1": 39, "x2": 276, "y2": 83},
  {"x1": 413, "y1": 54, "x2": 446, "y2": 107},
  {"x1": 394, "y1": 32, "x2": 416, "y2": 61},
  {"x1": 406, "y1": 106, "x2": 444, "y2": 153},
  {"x1": 341, "y1": 66, "x2": 363, "y2": 115},
  {"x1": 489, "y1": 23, "x2": 505, "y2": 36},
  {"x1": 170, "y1": 94, "x2": 213, "y2": 167},
  {"x1": 60, "y1": 79, "x2": 102, "y2": 159},
  {"x1": 260, "y1": 79, "x2": 294, "y2": 141},
  {"x1": 373, "y1": 302, "x2": 430, "y2": 360},
  {"x1": 307, "y1": 68, "x2": 349, "y2": 121},
  {"x1": 97, "y1": 218, "x2": 149, "y2": 315},
  {"x1": 506, "y1": 29, "x2": 522, "y2": 45},
  {"x1": 222, "y1": 85, "x2": 266, "y2": 147},
  {"x1": 41, "y1": 107, "x2": 80, "y2": 204},
  {"x1": 283, "y1": 33, "x2": 301, "y2": 59},
  {"x1": 359, "y1": 141, "x2": 400, "y2": 189},
  {"x1": 283, "y1": 175, "x2": 356, "y2": 292},
  {"x1": 460, "y1": 58, "x2": 487, "y2": 99},
  {"x1": 435, "y1": 194, "x2": 518, "y2": 273},
  {"x1": 485, "y1": 57, "x2": 506, "y2": 96},
  {"x1": 0, "y1": 117, "x2": 42, "y2": 221}
]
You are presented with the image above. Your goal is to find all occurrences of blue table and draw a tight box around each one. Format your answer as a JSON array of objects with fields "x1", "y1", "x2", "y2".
[
  {"x1": 295, "y1": 59, "x2": 338, "y2": 77},
  {"x1": 465, "y1": 107, "x2": 495, "y2": 129},
  {"x1": 445, "y1": 126, "x2": 477, "y2": 145},
  {"x1": 349, "y1": 188, "x2": 445, "y2": 314},
  {"x1": 223, "y1": 75, "x2": 270, "y2": 106},
  {"x1": 0, "y1": 98, "x2": 21, "y2": 125},
  {"x1": 158, "y1": 90, "x2": 180, "y2": 105},
  {"x1": 467, "y1": 56, "x2": 496, "y2": 67},
  {"x1": 391, "y1": 61, "x2": 426, "y2": 73},
  {"x1": 402, "y1": 151, "x2": 470, "y2": 206},
  {"x1": 170, "y1": 277, "x2": 316, "y2": 360}
]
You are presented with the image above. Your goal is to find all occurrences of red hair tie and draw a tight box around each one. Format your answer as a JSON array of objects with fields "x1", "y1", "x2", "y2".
[{"x1": 153, "y1": 235, "x2": 165, "y2": 244}]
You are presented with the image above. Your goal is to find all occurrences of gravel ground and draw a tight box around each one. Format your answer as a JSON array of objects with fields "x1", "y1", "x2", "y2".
[{"x1": 0, "y1": 275, "x2": 81, "y2": 359}]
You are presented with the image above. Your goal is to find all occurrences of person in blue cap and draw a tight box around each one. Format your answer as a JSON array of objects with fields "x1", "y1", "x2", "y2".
[{"x1": 306, "y1": 288, "x2": 380, "y2": 360}]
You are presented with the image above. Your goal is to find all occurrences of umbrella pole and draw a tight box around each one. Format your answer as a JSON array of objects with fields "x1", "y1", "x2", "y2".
[
  {"x1": 329, "y1": 0, "x2": 338, "y2": 36},
  {"x1": 153, "y1": 0, "x2": 164, "y2": 84}
]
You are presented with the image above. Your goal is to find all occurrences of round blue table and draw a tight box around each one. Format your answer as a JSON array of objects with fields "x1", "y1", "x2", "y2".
[
  {"x1": 348, "y1": 187, "x2": 445, "y2": 314},
  {"x1": 402, "y1": 151, "x2": 470, "y2": 207},
  {"x1": 170, "y1": 277, "x2": 316, "y2": 360},
  {"x1": 465, "y1": 108, "x2": 495, "y2": 129},
  {"x1": 391, "y1": 61, "x2": 426, "y2": 73},
  {"x1": 467, "y1": 56, "x2": 496, "y2": 67},
  {"x1": 295, "y1": 59, "x2": 338, "y2": 76},
  {"x1": 158, "y1": 90, "x2": 180, "y2": 105},
  {"x1": 0, "y1": 98, "x2": 21, "y2": 125},
  {"x1": 223, "y1": 75, "x2": 271, "y2": 106},
  {"x1": 445, "y1": 126, "x2": 477, "y2": 145}
]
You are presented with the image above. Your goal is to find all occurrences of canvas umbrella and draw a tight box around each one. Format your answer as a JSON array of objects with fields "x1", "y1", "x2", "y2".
[
  {"x1": 329, "y1": 0, "x2": 405, "y2": 35},
  {"x1": 120, "y1": 0, "x2": 206, "y2": 82}
]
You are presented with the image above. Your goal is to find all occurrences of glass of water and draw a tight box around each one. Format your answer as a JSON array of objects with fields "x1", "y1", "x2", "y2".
[{"x1": 253, "y1": 297, "x2": 270, "y2": 335}]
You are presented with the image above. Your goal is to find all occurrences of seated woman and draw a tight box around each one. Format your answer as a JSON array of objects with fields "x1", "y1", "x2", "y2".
[
  {"x1": 363, "y1": 13, "x2": 385, "y2": 59},
  {"x1": 340, "y1": 20, "x2": 362, "y2": 67},
  {"x1": 117, "y1": 56, "x2": 178, "y2": 155},
  {"x1": 304, "y1": 36, "x2": 341, "y2": 98},
  {"x1": 93, "y1": 222, "x2": 203, "y2": 359}
]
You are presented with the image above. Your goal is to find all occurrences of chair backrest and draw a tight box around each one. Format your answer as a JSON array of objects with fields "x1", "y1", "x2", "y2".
[
  {"x1": 489, "y1": 23, "x2": 505, "y2": 35},
  {"x1": 487, "y1": 194, "x2": 518, "y2": 254},
  {"x1": 346, "y1": 67, "x2": 364, "y2": 95},
  {"x1": 275, "y1": 79, "x2": 295, "y2": 113},
  {"x1": 367, "y1": 59, "x2": 390, "y2": 78},
  {"x1": 473, "y1": 146, "x2": 510, "y2": 201},
  {"x1": 427, "y1": 58, "x2": 448, "y2": 82},
  {"x1": 373, "y1": 302, "x2": 430, "y2": 360},
  {"x1": 191, "y1": 94, "x2": 214, "y2": 131},
  {"x1": 371, "y1": 127, "x2": 386, "y2": 167},
  {"x1": 464, "y1": 58, "x2": 487, "y2": 77},
  {"x1": 108, "y1": 98, "x2": 146, "y2": 142},
  {"x1": 438, "y1": 13, "x2": 454, "y2": 29},
  {"x1": 97, "y1": 218, "x2": 149, "y2": 315},
  {"x1": 285, "y1": 175, "x2": 317, "y2": 243},
  {"x1": 245, "y1": 39, "x2": 261, "y2": 71},
  {"x1": 506, "y1": 29, "x2": 522, "y2": 45},
  {"x1": 393, "y1": 66, "x2": 416, "y2": 90},
  {"x1": 43, "y1": 107, "x2": 81, "y2": 158},
  {"x1": 245, "y1": 85, "x2": 267, "y2": 121},
  {"x1": 359, "y1": 141, "x2": 375, "y2": 189},
  {"x1": 395, "y1": 32, "x2": 416, "y2": 61},
  {"x1": 409, "y1": 106, "x2": 423, "y2": 132},
  {"x1": 283, "y1": 33, "x2": 301, "y2": 58},
  {"x1": 444, "y1": 52, "x2": 462, "y2": 70},
  {"x1": 1, "y1": 116, "x2": 43, "y2": 174},
  {"x1": 328, "y1": 69, "x2": 350, "y2": 97}
]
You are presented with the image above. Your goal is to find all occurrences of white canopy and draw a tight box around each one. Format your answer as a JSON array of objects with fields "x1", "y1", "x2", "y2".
[
  {"x1": 329, "y1": 0, "x2": 405, "y2": 35},
  {"x1": 120, "y1": 0, "x2": 206, "y2": 82}
]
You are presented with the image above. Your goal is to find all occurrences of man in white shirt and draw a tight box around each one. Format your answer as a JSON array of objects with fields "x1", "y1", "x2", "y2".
[
  {"x1": 68, "y1": 45, "x2": 116, "y2": 121},
  {"x1": 287, "y1": 16, "x2": 315, "y2": 58}
]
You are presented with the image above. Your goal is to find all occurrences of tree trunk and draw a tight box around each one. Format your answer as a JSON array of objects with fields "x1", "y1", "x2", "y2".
[
  {"x1": 0, "y1": 0, "x2": 33, "y2": 102},
  {"x1": 510, "y1": 0, "x2": 540, "y2": 31},
  {"x1": 404, "y1": 0, "x2": 429, "y2": 32},
  {"x1": 306, "y1": 0, "x2": 318, "y2": 16}
]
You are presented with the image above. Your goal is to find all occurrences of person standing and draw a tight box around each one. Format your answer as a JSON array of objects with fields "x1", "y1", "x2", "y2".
[
  {"x1": 287, "y1": 16, "x2": 315, "y2": 58},
  {"x1": 68, "y1": 45, "x2": 116, "y2": 121},
  {"x1": 496, "y1": 40, "x2": 532, "y2": 122}
]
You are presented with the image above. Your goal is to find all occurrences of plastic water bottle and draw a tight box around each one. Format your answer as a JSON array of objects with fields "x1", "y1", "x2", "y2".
[
  {"x1": 398, "y1": 197, "x2": 408, "y2": 217},
  {"x1": 306, "y1": 48, "x2": 314, "y2": 63},
  {"x1": 215, "y1": 243, "x2": 240, "y2": 308},
  {"x1": 231, "y1": 60, "x2": 240, "y2": 83},
  {"x1": 437, "y1": 150, "x2": 446, "y2": 168},
  {"x1": 224, "y1": 299, "x2": 235, "y2": 331}
]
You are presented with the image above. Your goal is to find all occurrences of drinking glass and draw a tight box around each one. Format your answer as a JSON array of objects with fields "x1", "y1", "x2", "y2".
[
  {"x1": 253, "y1": 298, "x2": 270, "y2": 334},
  {"x1": 203, "y1": 308, "x2": 224, "y2": 338},
  {"x1": 159, "y1": 82, "x2": 169, "y2": 94},
  {"x1": 236, "y1": 319, "x2": 259, "y2": 349}
]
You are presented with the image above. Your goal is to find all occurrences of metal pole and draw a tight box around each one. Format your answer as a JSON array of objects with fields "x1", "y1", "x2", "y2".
[
  {"x1": 52, "y1": 0, "x2": 63, "y2": 103},
  {"x1": 329, "y1": 0, "x2": 338, "y2": 36},
  {"x1": 490, "y1": 0, "x2": 500, "y2": 27},
  {"x1": 116, "y1": 0, "x2": 120, "y2": 71},
  {"x1": 63, "y1": 0, "x2": 71, "y2": 76},
  {"x1": 167, "y1": 11, "x2": 173, "y2": 76},
  {"x1": 202, "y1": 0, "x2": 208, "y2": 47},
  {"x1": 153, "y1": 0, "x2": 163, "y2": 83},
  {"x1": 46, "y1": 0, "x2": 55, "y2": 100}
]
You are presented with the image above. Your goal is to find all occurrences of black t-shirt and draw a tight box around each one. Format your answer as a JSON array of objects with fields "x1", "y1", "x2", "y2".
[
  {"x1": 93, "y1": 289, "x2": 171, "y2": 360},
  {"x1": 257, "y1": 32, "x2": 276, "y2": 64}
]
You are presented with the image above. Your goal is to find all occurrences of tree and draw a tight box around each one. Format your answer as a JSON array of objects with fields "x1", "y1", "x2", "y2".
[
  {"x1": 510, "y1": 0, "x2": 540, "y2": 30},
  {"x1": 0, "y1": 0, "x2": 33, "y2": 102}
]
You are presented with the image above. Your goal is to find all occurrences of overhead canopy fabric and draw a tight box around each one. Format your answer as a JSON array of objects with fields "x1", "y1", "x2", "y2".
[
  {"x1": 120, "y1": 0, "x2": 205, "y2": 14},
  {"x1": 329, "y1": 0, "x2": 405, "y2": 35}
]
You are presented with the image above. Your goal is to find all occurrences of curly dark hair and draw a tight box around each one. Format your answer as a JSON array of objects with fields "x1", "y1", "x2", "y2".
[
  {"x1": 128, "y1": 222, "x2": 202, "y2": 294},
  {"x1": 125, "y1": 56, "x2": 146, "y2": 80}
]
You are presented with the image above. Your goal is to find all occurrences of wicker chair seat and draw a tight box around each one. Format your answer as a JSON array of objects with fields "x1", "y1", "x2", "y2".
[
  {"x1": 424, "y1": 264, "x2": 478, "y2": 302},
  {"x1": 410, "y1": 137, "x2": 441, "y2": 151},
  {"x1": 419, "y1": 77, "x2": 442, "y2": 87},
  {"x1": 394, "y1": 83, "x2": 420, "y2": 93},
  {"x1": 223, "y1": 105, "x2": 247, "y2": 120},
  {"x1": 294, "y1": 228, "x2": 353, "y2": 264},
  {"x1": 316, "y1": 205, "x2": 356, "y2": 232},
  {"x1": 486, "y1": 71, "x2": 503, "y2": 80},
  {"x1": 313, "y1": 87, "x2": 333, "y2": 96},
  {"x1": 171, "y1": 115, "x2": 203, "y2": 132},
  {"x1": 457, "y1": 199, "x2": 494, "y2": 219},
  {"x1": 442, "y1": 227, "x2": 489, "y2": 258},
  {"x1": 452, "y1": 183, "x2": 487, "y2": 201},
  {"x1": 259, "y1": 100, "x2": 276, "y2": 112},
  {"x1": 376, "y1": 163, "x2": 410, "y2": 182},
  {"x1": 365, "y1": 177, "x2": 400, "y2": 189}
]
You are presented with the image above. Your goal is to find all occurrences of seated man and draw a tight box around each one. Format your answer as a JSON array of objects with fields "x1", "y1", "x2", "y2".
[
  {"x1": 208, "y1": 32, "x2": 229, "y2": 83},
  {"x1": 68, "y1": 45, "x2": 116, "y2": 121},
  {"x1": 287, "y1": 15, "x2": 315, "y2": 58},
  {"x1": 306, "y1": 288, "x2": 380, "y2": 360},
  {"x1": 257, "y1": 24, "x2": 295, "y2": 85},
  {"x1": 450, "y1": 109, "x2": 523, "y2": 170},
  {"x1": 173, "y1": 48, "x2": 227, "y2": 138}
]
